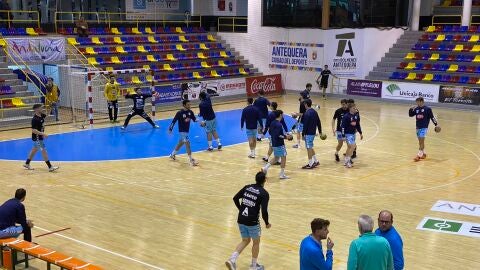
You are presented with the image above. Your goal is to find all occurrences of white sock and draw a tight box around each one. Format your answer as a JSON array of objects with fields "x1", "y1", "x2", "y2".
[
  {"x1": 313, "y1": 155, "x2": 318, "y2": 162},
  {"x1": 264, "y1": 163, "x2": 271, "y2": 172},
  {"x1": 308, "y1": 159, "x2": 314, "y2": 166},
  {"x1": 188, "y1": 155, "x2": 193, "y2": 161},
  {"x1": 280, "y1": 168, "x2": 285, "y2": 175},
  {"x1": 418, "y1": 150, "x2": 423, "y2": 157},
  {"x1": 230, "y1": 251, "x2": 239, "y2": 263},
  {"x1": 252, "y1": 258, "x2": 257, "y2": 266},
  {"x1": 208, "y1": 141, "x2": 212, "y2": 147},
  {"x1": 251, "y1": 150, "x2": 255, "y2": 156},
  {"x1": 217, "y1": 138, "x2": 221, "y2": 144},
  {"x1": 171, "y1": 150, "x2": 177, "y2": 155}
]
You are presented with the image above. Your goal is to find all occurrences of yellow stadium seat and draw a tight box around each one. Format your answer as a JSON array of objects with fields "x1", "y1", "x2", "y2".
[
  {"x1": 143, "y1": 65, "x2": 150, "y2": 70},
  {"x1": 218, "y1": 60, "x2": 227, "y2": 67},
  {"x1": 193, "y1": 72, "x2": 203, "y2": 79},
  {"x1": 453, "y1": 44, "x2": 463, "y2": 52},
  {"x1": 145, "y1": 27, "x2": 155, "y2": 34},
  {"x1": 113, "y1": 37, "x2": 125, "y2": 44},
  {"x1": 434, "y1": 34, "x2": 445, "y2": 41},
  {"x1": 176, "y1": 44, "x2": 186, "y2": 51},
  {"x1": 116, "y1": 46, "x2": 126, "y2": 53},
  {"x1": 87, "y1": 57, "x2": 98, "y2": 65},
  {"x1": 207, "y1": 34, "x2": 216, "y2": 41},
  {"x1": 176, "y1": 27, "x2": 185, "y2": 34},
  {"x1": 12, "y1": 98, "x2": 25, "y2": 106},
  {"x1": 442, "y1": 0, "x2": 452, "y2": 6},
  {"x1": 425, "y1": 26, "x2": 436, "y2": 32},
  {"x1": 477, "y1": 78, "x2": 480, "y2": 84},
  {"x1": 211, "y1": 70, "x2": 221, "y2": 77},
  {"x1": 0, "y1": 39, "x2": 6, "y2": 47},
  {"x1": 166, "y1": 54, "x2": 177, "y2": 61},
  {"x1": 405, "y1": 62, "x2": 416, "y2": 70},
  {"x1": 405, "y1": 53, "x2": 415, "y2": 59},
  {"x1": 200, "y1": 43, "x2": 209, "y2": 50},
  {"x1": 132, "y1": 28, "x2": 142, "y2": 34},
  {"x1": 447, "y1": 64, "x2": 458, "y2": 72},
  {"x1": 85, "y1": 47, "x2": 96, "y2": 55},
  {"x1": 132, "y1": 76, "x2": 142, "y2": 84},
  {"x1": 163, "y1": 64, "x2": 174, "y2": 71},
  {"x1": 201, "y1": 61, "x2": 211, "y2": 68},
  {"x1": 197, "y1": 52, "x2": 207, "y2": 59},
  {"x1": 148, "y1": 36, "x2": 158, "y2": 43},
  {"x1": 469, "y1": 35, "x2": 479, "y2": 42},
  {"x1": 429, "y1": 53, "x2": 439, "y2": 61},
  {"x1": 147, "y1": 55, "x2": 157, "y2": 62},
  {"x1": 179, "y1": 36, "x2": 188, "y2": 42},
  {"x1": 67, "y1": 38, "x2": 79, "y2": 46},
  {"x1": 137, "y1": 46, "x2": 147, "y2": 53},
  {"x1": 111, "y1": 56, "x2": 121, "y2": 64},
  {"x1": 471, "y1": 45, "x2": 480, "y2": 52},
  {"x1": 220, "y1": 51, "x2": 228, "y2": 58},
  {"x1": 92, "y1": 37, "x2": 102, "y2": 45},
  {"x1": 146, "y1": 75, "x2": 154, "y2": 82},
  {"x1": 473, "y1": 55, "x2": 480, "y2": 63},
  {"x1": 106, "y1": 66, "x2": 114, "y2": 71},
  {"x1": 111, "y1": 27, "x2": 121, "y2": 35},
  {"x1": 422, "y1": 74, "x2": 433, "y2": 81},
  {"x1": 405, "y1": 73, "x2": 416, "y2": 80},
  {"x1": 26, "y1": 28, "x2": 38, "y2": 36},
  {"x1": 239, "y1": 68, "x2": 248, "y2": 75}
]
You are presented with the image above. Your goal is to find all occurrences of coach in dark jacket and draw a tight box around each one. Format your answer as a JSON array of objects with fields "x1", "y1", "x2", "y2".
[{"x1": 0, "y1": 189, "x2": 33, "y2": 241}]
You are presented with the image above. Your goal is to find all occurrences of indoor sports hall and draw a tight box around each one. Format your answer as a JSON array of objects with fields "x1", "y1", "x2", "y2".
[{"x1": 0, "y1": 1, "x2": 479, "y2": 270}]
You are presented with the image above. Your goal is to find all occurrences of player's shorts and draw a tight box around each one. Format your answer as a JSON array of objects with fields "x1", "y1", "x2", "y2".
[
  {"x1": 416, "y1": 128, "x2": 428, "y2": 138},
  {"x1": 345, "y1": 134, "x2": 356, "y2": 145},
  {"x1": 238, "y1": 223, "x2": 261, "y2": 239},
  {"x1": 179, "y1": 132, "x2": 190, "y2": 143},
  {"x1": 297, "y1": 123, "x2": 304, "y2": 132},
  {"x1": 258, "y1": 118, "x2": 267, "y2": 129},
  {"x1": 32, "y1": 140, "x2": 45, "y2": 150},
  {"x1": 204, "y1": 119, "x2": 217, "y2": 133},
  {"x1": 273, "y1": 145, "x2": 287, "y2": 157},
  {"x1": 304, "y1": 135, "x2": 315, "y2": 149},
  {"x1": 320, "y1": 80, "x2": 328, "y2": 88},
  {"x1": 246, "y1": 129, "x2": 257, "y2": 138},
  {"x1": 336, "y1": 131, "x2": 345, "y2": 141}
]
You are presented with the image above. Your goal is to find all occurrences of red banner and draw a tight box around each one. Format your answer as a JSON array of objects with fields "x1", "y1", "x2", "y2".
[{"x1": 246, "y1": 74, "x2": 283, "y2": 96}]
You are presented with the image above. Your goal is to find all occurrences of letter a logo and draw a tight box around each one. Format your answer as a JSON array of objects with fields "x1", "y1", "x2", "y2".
[
  {"x1": 335, "y1": 33, "x2": 355, "y2": 57},
  {"x1": 242, "y1": 207, "x2": 249, "y2": 217}
]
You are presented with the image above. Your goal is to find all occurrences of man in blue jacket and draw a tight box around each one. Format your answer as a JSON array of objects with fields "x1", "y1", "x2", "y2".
[
  {"x1": 198, "y1": 92, "x2": 222, "y2": 151},
  {"x1": 0, "y1": 189, "x2": 33, "y2": 242},
  {"x1": 241, "y1": 97, "x2": 263, "y2": 158},
  {"x1": 300, "y1": 218, "x2": 334, "y2": 270},
  {"x1": 375, "y1": 210, "x2": 404, "y2": 270}
]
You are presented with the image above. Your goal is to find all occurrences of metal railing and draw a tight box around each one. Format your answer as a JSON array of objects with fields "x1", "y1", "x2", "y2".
[
  {"x1": 0, "y1": 10, "x2": 40, "y2": 28},
  {"x1": 217, "y1": 17, "x2": 248, "y2": 33},
  {"x1": 55, "y1": 11, "x2": 202, "y2": 33},
  {"x1": 432, "y1": 15, "x2": 462, "y2": 25}
]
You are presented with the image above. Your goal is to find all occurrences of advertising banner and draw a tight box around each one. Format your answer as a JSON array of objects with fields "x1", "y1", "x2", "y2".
[
  {"x1": 246, "y1": 74, "x2": 283, "y2": 96},
  {"x1": 125, "y1": 0, "x2": 180, "y2": 20},
  {"x1": 153, "y1": 84, "x2": 182, "y2": 104},
  {"x1": 325, "y1": 31, "x2": 363, "y2": 78},
  {"x1": 213, "y1": 0, "x2": 237, "y2": 16},
  {"x1": 269, "y1": 41, "x2": 325, "y2": 71},
  {"x1": 347, "y1": 79, "x2": 382, "y2": 97},
  {"x1": 439, "y1": 85, "x2": 480, "y2": 105},
  {"x1": 6, "y1": 37, "x2": 65, "y2": 63},
  {"x1": 180, "y1": 77, "x2": 246, "y2": 101},
  {"x1": 381, "y1": 82, "x2": 439, "y2": 103}
]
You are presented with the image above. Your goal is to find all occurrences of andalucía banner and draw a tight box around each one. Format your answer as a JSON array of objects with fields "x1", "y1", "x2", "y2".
[{"x1": 6, "y1": 37, "x2": 65, "y2": 63}]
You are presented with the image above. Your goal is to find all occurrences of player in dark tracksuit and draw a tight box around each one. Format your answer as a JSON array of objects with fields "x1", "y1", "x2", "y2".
[
  {"x1": 315, "y1": 65, "x2": 336, "y2": 100},
  {"x1": 121, "y1": 88, "x2": 159, "y2": 129},
  {"x1": 341, "y1": 103, "x2": 363, "y2": 168},
  {"x1": 241, "y1": 97, "x2": 263, "y2": 158},
  {"x1": 226, "y1": 171, "x2": 271, "y2": 270},
  {"x1": 293, "y1": 83, "x2": 312, "y2": 148},
  {"x1": 169, "y1": 99, "x2": 199, "y2": 166},
  {"x1": 253, "y1": 90, "x2": 271, "y2": 141},
  {"x1": 262, "y1": 110, "x2": 292, "y2": 180},
  {"x1": 332, "y1": 99, "x2": 349, "y2": 162},
  {"x1": 301, "y1": 99, "x2": 324, "y2": 169},
  {"x1": 198, "y1": 92, "x2": 222, "y2": 151},
  {"x1": 262, "y1": 102, "x2": 288, "y2": 164},
  {"x1": 408, "y1": 97, "x2": 440, "y2": 162}
]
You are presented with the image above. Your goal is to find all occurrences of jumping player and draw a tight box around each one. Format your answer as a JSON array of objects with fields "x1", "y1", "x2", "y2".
[
  {"x1": 293, "y1": 83, "x2": 312, "y2": 148},
  {"x1": 301, "y1": 99, "x2": 324, "y2": 169},
  {"x1": 241, "y1": 97, "x2": 263, "y2": 158},
  {"x1": 253, "y1": 90, "x2": 271, "y2": 141},
  {"x1": 332, "y1": 99, "x2": 348, "y2": 162},
  {"x1": 226, "y1": 171, "x2": 271, "y2": 270},
  {"x1": 121, "y1": 88, "x2": 159, "y2": 130},
  {"x1": 341, "y1": 103, "x2": 363, "y2": 168},
  {"x1": 169, "y1": 100, "x2": 199, "y2": 166},
  {"x1": 104, "y1": 75, "x2": 120, "y2": 123},
  {"x1": 198, "y1": 92, "x2": 222, "y2": 151},
  {"x1": 262, "y1": 102, "x2": 288, "y2": 164},
  {"x1": 315, "y1": 65, "x2": 336, "y2": 100},
  {"x1": 262, "y1": 110, "x2": 292, "y2": 180},
  {"x1": 408, "y1": 97, "x2": 440, "y2": 162},
  {"x1": 23, "y1": 104, "x2": 59, "y2": 172}
]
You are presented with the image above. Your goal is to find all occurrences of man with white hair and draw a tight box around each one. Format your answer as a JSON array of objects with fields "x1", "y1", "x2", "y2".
[{"x1": 347, "y1": 215, "x2": 393, "y2": 270}]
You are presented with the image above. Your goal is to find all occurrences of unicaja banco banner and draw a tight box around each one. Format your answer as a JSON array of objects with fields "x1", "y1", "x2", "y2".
[
  {"x1": 6, "y1": 37, "x2": 65, "y2": 63},
  {"x1": 381, "y1": 82, "x2": 439, "y2": 103}
]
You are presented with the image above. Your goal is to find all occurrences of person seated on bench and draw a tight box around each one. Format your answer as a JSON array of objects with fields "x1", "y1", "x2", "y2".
[
  {"x1": 0, "y1": 188, "x2": 34, "y2": 241},
  {"x1": 76, "y1": 16, "x2": 89, "y2": 37}
]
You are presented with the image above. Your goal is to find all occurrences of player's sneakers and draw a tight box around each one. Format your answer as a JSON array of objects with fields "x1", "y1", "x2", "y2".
[
  {"x1": 346, "y1": 162, "x2": 353, "y2": 168},
  {"x1": 250, "y1": 263, "x2": 265, "y2": 270},
  {"x1": 190, "y1": 159, "x2": 199, "y2": 166},
  {"x1": 154, "y1": 125, "x2": 160, "y2": 129},
  {"x1": 248, "y1": 154, "x2": 255, "y2": 159},
  {"x1": 169, "y1": 154, "x2": 176, "y2": 160},
  {"x1": 225, "y1": 260, "x2": 236, "y2": 270},
  {"x1": 413, "y1": 156, "x2": 421, "y2": 162},
  {"x1": 217, "y1": 144, "x2": 222, "y2": 150},
  {"x1": 292, "y1": 144, "x2": 299, "y2": 148},
  {"x1": 207, "y1": 147, "x2": 214, "y2": 152},
  {"x1": 48, "y1": 166, "x2": 59, "y2": 172},
  {"x1": 420, "y1": 153, "x2": 427, "y2": 159},
  {"x1": 120, "y1": 126, "x2": 126, "y2": 130},
  {"x1": 256, "y1": 137, "x2": 262, "y2": 142},
  {"x1": 23, "y1": 164, "x2": 34, "y2": 170},
  {"x1": 262, "y1": 157, "x2": 269, "y2": 162},
  {"x1": 335, "y1": 153, "x2": 340, "y2": 162},
  {"x1": 279, "y1": 174, "x2": 289, "y2": 180},
  {"x1": 312, "y1": 161, "x2": 320, "y2": 167},
  {"x1": 302, "y1": 164, "x2": 314, "y2": 169}
]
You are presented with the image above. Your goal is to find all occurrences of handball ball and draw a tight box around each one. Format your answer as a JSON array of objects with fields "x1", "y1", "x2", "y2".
[
  {"x1": 200, "y1": 121, "x2": 206, "y2": 127},
  {"x1": 434, "y1": 126, "x2": 441, "y2": 133},
  {"x1": 320, "y1": 133, "x2": 327, "y2": 140},
  {"x1": 287, "y1": 134, "x2": 294, "y2": 141}
]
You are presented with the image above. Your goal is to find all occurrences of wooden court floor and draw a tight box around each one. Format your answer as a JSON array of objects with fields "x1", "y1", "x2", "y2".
[{"x1": 0, "y1": 94, "x2": 479, "y2": 270}]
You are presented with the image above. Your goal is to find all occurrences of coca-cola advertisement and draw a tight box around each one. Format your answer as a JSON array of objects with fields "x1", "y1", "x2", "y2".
[{"x1": 246, "y1": 74, "x2": 283, "y2": 96}]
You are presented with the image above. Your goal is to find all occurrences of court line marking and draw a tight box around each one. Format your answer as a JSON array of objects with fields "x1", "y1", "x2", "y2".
[{"x1": 34, "y1": 226, "x2": 166, "y2": 270}]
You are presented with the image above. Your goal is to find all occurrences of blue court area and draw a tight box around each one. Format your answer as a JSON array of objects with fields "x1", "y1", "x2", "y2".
[{"x1": 0, "y1": 109, "x2": 296, "y2": 162}]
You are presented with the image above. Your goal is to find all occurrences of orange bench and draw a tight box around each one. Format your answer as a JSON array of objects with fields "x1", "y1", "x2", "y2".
[{"x1": 0, "y1": 238, "x2": 102, "y2": 270}]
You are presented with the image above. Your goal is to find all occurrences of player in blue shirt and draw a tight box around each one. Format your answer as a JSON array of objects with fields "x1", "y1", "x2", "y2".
[
  {"x1": 408, "y1": 97, "x2": 440, "y2": 162},
  {"x1": 241, "y1": 97, "x2": 263, "y2": 158},
  {"x1": 301, "y1": 99, "x2": 324, "y2": 169},
  {"x1": 262, "y1": 102, "x2": 288, "y2": 164},
  {"x1": 198, "y1": 92, "x2": 222, "y2": 151},
  {"x1": 300, "y1": 218, "x2": 334, "y2": 270},
  {"x1": 293, "y1": 83, "x2": 312, "y2": 148},
  {"x1": 375, "y1": 210, "x2": 404, "y2": 270},
  {"x1": 253, "y1": 90, "x2": 271, "y2": 141},
  {"x1": 341, "y1": 103, "x2": 363, "y2": 168},
  {"x1": 169, "y1": 100, "x2": 199, "y2": 166},
  {"x1": 331, "y1": 99, "x2": 348, "y2": 162},
  {"x1": 262, "y1": 110, "x2": 293, "y2": 179}
]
